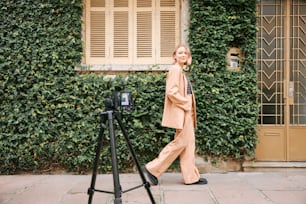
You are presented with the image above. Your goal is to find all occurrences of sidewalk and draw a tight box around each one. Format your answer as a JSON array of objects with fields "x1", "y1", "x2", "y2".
[{"x1": 0, "y1": 172, "x2": 306, "y2": 204}]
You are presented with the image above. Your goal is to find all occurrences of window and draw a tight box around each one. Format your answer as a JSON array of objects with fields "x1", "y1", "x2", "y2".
[{"x1": 83, "y1": 0, "x2": 180, "y2": 70}]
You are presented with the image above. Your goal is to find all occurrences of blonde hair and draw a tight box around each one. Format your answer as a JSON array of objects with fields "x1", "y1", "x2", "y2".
[{"x1": 172, "y1": 45, "x2": 192, "y2": 65}]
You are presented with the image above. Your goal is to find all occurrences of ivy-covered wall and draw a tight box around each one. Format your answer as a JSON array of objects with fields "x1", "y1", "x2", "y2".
[
  {"x1": 0, "y1": 0, "x2": 258, "y2": 174},
  {"x1": 189, "y1": 0, "x2": 258, "y2": 159}
]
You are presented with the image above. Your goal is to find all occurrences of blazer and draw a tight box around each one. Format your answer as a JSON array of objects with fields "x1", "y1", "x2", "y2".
[{"x1": 161, "y1": 65, "x2": 197, "y2": 129}]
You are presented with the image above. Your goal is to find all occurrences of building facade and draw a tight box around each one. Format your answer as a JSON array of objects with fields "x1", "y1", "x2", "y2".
[{"x1": 82, "y1": 0, "x2": 306, "y2": 162}]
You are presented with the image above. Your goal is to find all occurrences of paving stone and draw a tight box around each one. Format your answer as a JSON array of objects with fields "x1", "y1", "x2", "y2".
[{"x1": 0, "y1": 172, "x2": 305, "y2": 204}]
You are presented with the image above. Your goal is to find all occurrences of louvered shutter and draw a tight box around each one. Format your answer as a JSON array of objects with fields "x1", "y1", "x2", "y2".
[
  {"x1": 90, "y1": 12, "x2": 105, "y2": 58},
  {"x1": 112, "y1": 0, "x2": 131, "y2": 64},
  {"x1": 85, "y1": 0, "x2": 179, "y2": 67},
  {"x1": 113, "y1": 12, "x2": 128, "y2": 58},
  {"x1": 135, "y1": 0, "x2": 153, "y2": 63},
  {"x1": 158, "y1": 0, "x2": 179, "y2": 64},
  {"x1": 86, "y1": 0, "x2": 108, "y2": 64}
]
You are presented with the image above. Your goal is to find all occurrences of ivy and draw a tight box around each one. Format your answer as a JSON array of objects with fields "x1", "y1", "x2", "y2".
[
  {"x1": 0, "y1": 0, "x2": 258, "y2": 174},
  {"x1": 189, "y1": 0, "x2": 258, "y2": 160},
  {"x1": 0, "y1": 0, "x2": 84, "y2": 173}
]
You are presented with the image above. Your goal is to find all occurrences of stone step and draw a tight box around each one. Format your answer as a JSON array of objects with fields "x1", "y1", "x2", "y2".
[{"x1": 243, "y1": 161, "x2": 306, "y2": 172}]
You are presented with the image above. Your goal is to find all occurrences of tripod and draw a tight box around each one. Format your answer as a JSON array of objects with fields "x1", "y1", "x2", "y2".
[{"x1": 87, "y1": 108, "x2": 156, "y2": 204}]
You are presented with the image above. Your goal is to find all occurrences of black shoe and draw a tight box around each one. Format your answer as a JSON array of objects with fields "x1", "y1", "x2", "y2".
[
  {"x1": 185, "y1": 178, "x2": 208, "y2": 185},
  {"x1": 143, "y1": 166, "x2": 158, "y2": 185}
]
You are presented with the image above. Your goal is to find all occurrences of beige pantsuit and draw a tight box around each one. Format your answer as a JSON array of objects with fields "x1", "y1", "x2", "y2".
[{"x1": 146, "y1": 65, "x2": 200, "y2": 184}]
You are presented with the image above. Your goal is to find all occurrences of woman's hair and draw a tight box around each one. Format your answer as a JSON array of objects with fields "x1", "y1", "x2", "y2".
[{"x1": 172, "y1": 45, "x2": 192, "y2": 65}]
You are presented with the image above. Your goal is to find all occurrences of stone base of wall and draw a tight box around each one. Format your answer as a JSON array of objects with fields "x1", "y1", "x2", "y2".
[{"x1": 195, "y1": 156, "x2": 243, "y2": 173}]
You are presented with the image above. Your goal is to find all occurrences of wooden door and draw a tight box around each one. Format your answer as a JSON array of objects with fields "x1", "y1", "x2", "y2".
[{"x1": 256, "y1": 0, "x2": 306, "y2": 161}]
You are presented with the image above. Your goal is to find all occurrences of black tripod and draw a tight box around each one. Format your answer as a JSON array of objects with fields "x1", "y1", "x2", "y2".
[{"x1": 87, "y1": 108, "x2": 155, "y2": 204}]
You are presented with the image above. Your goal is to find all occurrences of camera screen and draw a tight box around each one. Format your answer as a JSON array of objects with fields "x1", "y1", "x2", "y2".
[{"x1": 121, "y1": 92, "x2": 130, "y2": 106}]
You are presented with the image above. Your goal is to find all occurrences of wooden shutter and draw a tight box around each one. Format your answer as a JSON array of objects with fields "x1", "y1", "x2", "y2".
[
  {"x1": 136, "y1": 12, "x2": 152, "y2": 57},
  {"x1": 160, "y1": 11, "x2": 176, "y2": 57},
  {"x1": 86, "y1": 0, "x2": 107, "y2": 64},
  {"x1": 135, "y1": 0, "x2": 153, "y2": 63},
  {"x1": 158, "y1": 0, "x2": 178, "y2": 63},
  {"x1": 91, "y1": 0, "x2": 105, "y2": 7},
  {"x1": 90, "y1": 11, "x2": 105, "y2": 58},
  {"x1": 112, "y1": 0, "x2": 130, "y2": 63},
  {"x1": 113, "y1": 11, "x2": 129, "y2": 58},
  {"x1": 85, "y1": 0, "x2": 180, "y2": 67}
]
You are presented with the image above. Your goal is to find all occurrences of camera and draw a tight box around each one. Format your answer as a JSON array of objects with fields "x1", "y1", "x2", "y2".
[{"x1": 104, "y1": 90, "x2": 133, "y2": 110}]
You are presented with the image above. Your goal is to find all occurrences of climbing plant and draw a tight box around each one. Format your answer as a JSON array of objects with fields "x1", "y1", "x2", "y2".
[
  {"x1": 189, "y1": 0, "x2": 258, "y2": 160},
  {"x1": 0, "y1": 0, "x2": 258, "y2": 174}
]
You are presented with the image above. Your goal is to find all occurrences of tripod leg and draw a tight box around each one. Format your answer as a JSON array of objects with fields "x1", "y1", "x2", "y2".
[
  {"x1": 115, "y1": 113, "x2": 156, "y2": 204},
  {"x1": 88, "y1": 113, "x2": 107, "y2": 204},
  {"x1": 107, "y1": 111, "x2": 122, "y2": 204}
]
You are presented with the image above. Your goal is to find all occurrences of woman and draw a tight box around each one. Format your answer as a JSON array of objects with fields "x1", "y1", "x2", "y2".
[{"x1": 144, "y1": 45, "x2": 207, "y2": 185}]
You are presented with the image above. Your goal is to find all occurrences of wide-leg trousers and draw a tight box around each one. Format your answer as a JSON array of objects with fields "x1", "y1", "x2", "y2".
[{"x1": 146, "y1": 95, "x2": 200, "y2": 184}]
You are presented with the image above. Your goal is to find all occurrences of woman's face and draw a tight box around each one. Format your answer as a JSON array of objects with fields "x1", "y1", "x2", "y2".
[{"x1": 174, "y1": 46, "x2": 188, "y2": 66}]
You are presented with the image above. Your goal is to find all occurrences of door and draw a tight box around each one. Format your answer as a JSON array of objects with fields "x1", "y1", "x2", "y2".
[{"x1": 256, "y1": 0, "x2": 306, "y2": 161}]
